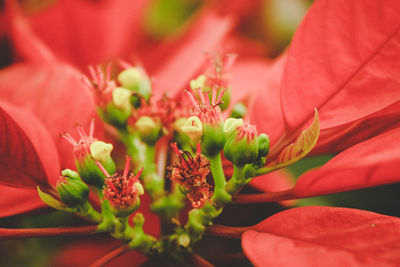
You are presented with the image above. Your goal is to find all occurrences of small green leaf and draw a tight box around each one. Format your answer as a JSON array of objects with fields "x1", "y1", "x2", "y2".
[
  {"x1": 37, "y1": 186, "x2": 73, "y2": 212},
  {"x1": 256, "y1": 109, "x2": 320, "y2": 175}
]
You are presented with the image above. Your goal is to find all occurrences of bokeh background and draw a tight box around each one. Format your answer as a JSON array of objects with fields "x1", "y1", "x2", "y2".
[{"x1": 0, "y1": 0, "x2": 399, "y2": 266}]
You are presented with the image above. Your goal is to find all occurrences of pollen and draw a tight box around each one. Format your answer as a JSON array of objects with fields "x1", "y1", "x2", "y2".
[
  {"x1": 167, "y1": 143, "x2": 213, "y2": 208},
  {"x1": 97, "y1": 156, "x2": 144, "y2": 209}
]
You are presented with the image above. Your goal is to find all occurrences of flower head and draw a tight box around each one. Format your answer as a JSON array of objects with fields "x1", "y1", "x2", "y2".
[
  {"x1": 97, "y1": 156, "x2": 144, "y2": 216},
  {"x1": 168, "y1": 143, "x2": 212, "y2": 208},
  {"x1": 81, "y1": 64, "x2": 116, "y2": 107}
]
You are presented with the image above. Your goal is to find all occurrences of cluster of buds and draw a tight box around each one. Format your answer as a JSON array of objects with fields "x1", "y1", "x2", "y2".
[
  {"x1": 168, "y1": 143, "x2": 212, "y2": 208},
  {"x1": 63, "y1": 120, "x2": 115, "y2": 188},
  {"x1": 97, "y1": 156, "x2": 144, "y2": 217},
  {"x1": 82, "y1": 63, "x2": 153, "y2": 128},
  {"x1": 56, "y1": 169, "x2": 89, "y2": 206},
  {"x1": 224, "y1": 118, "x2": 270, "y2": 166},
  {"x1": 183, "y1": 87, "x2": 225, "y2": 156}
]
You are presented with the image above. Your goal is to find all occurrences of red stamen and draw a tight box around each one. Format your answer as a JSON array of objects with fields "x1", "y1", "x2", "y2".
[
  {"x1": 198, "y1": 88, "x2": 205, "y2": 104},
  {"x1": 185, "y1": 90, "x2": 198, "y2": 106},
  {"x1": 62, "y1": 133, "x2": 77, "y2": 145},
  {"x1": 95, "y1": 161, "x2": 110, "y2": 177},
  {"x1": 89, "y1": 119, "x2": 95, "y2": 138},
  {"x1": 107, "y1": 179, "x2": 118, "y2": 193},
  {"x1": 123, "y1": 156, "x2": 132, "y2": 180}
]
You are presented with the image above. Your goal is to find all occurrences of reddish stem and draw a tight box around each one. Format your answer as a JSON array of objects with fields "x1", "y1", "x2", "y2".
[
  {"x1": 190, "y1": 253, "x2": 215, "y2": 267},
  {"x1": 0, "y1": 225, "x2": 99, "y2": 240},
  {"x1": 232, "y1": 189, "x2": 297, "y2": 204},
  {"x1": 206, "y1": 224, "x2": 251, "y2": 239},
  {"x1": 89, "y1": 244, "x2": 130, "y2": 267}
]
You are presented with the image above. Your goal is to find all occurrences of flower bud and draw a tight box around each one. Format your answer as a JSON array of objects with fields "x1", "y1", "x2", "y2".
[
  {"x1": 112, "y1": 87, "x2": 132, "y2": 112},
  {"x1": 201, "y1": 122, "x2": 225, "y2": 157},
  {"x1": 135, "y1": 116, "x2": 162, "y2": 144},
  {"x1": 257, "y1": 133, "x2": 270, "y2": 157},
  {"x1": 230, "y1": 102, "x2": 247, "y2": 118},
  {"x1": 224, "y1": 118, "x2": 243, "y2": 137},
  {"x1": 63, "y1": 121, "x2": 116, "y2": 188},
  {"x1": 190, "y1": 75, "x2": 206, "y2": 91},
  {"x1": 224, "y1": 122, "x2": 258, "y2": 166},
  {"x1": 181, "y1": 116, "x2": 203, "y2": 143},
  {"x1": 57, "y1": 170, "x2": 89, "y2": 206},
  {"x1": 99, "y1": 157, "x2": 144, "y2": 217},
  {"x1": 117, "y1": 67, "x2": 152, "y2": 101}
]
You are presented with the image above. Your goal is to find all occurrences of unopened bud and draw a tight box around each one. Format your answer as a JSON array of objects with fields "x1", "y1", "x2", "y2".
[
  {"x1": 135, "y1": 116, "x2": 162, "y2": 144},
  {"x1": 177, "y1": 233, "x2": 191, "y2": 247},
  {"x1": 57, "y1": 170, "x2": 89, "y2": 206},
  {"x1": 112, "y1": 87, "x2": 132, "y2": 111},
  {"x1": 224, "y1": 118, "x2": 243, "y2": 137},
  {"x1": 90, "y1": 141, "x2": 113, "y2": 162},
  {"x1": 257, "y1": 133, "x2": 270, "y2": 157},
  {"x1": 224, "y1": 122, "x2": 258, "y2": 166},
  {"x1": 117, "y1": 68, "x2": 152, "y2": 100},
  {"x1": 190, "y1": 75, "x2": 206, "y2": 91},
  {"x1": 181, "y1": 116, "x2": 203, "y2": 142},
  {"x1": 230, "y1": 102, "x2": 247, "y2": 118}
]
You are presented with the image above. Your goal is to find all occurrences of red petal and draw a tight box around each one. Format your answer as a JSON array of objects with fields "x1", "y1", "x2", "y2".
[
  {"x1": 294, "y1": 127, "x2": 400, "y2": 197},
  {"x1": 0, "y1": 63, "x2": 96, "y2": 170},
  {"x1": 247, "y1": 53, "x2": 286, "y2": 144},
  {"x1": 5, "y1": 0, "x2": 55, "y2": 62},
  {"x1": 0, "y1": 105, "x2": 58, "y2": 188},
  {"x1": 0, "y1": 186, "x2": 45, "y2": 217},
  {"x1": 28, "y1": 0, "x2": 149, "y2": 68},
  {"x1": 249, "y1": 170, "x2": 296, "y2": 206},
  {"x1": 152, "y1": 12, "x2": 234, "y2": 98},
  {"x1": 281, "y1": 0, "x2": 400, "y2": 139},
  {"x1": 243, "y1": 206, "x2": 400, "y2": 266},
  {"x1": 315, "y1": 101, "x2": 400, "y2": 154}
]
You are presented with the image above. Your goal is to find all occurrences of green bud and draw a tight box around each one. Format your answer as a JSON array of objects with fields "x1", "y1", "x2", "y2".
[
  {"x1": 201, "y1": 122, "x2": 225, "y2": 157},
  {"x1": 223, "y1": 122, "x2": 258, "y2": 166},
  {"x1": 112, "y1": 87, "x2": 132, "y2": 112},
  {"x1": 77, "y1": 142, "x2": 116, "y2": 188},
  {"x1": 223, "y1": 118, "x2": 243, "y2": 137},
  {"x1": 57, "y1": 171, "x2": 89, "y2": 206},
  {"x1": 117, "y1": 68, "x2": 152, "y2": 101},
  {"x1": 257, "y1": 133, "x2": 270, "y2": 157},
  {"x1": 230, "y1": 102, "x2": 247, "y2": 118},
  {"x1": 190, "y1": 75, "x2": 206, "y2": 91},
  {"x1": 135, "y1": 116, "x2": 162, "y2": 144},
  {"x1": 181, "y1": 116, "x2": 203, "y2": 143}
]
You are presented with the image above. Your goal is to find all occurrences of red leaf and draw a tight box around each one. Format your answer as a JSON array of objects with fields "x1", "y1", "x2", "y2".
[
  {"x1": 249, "y1": 170, "x2": 296, "y2": 206},
  {"x1": 152, "y1": 12, "x2": 234, "y2": 98},
  {"x1": 247, "y1": 53, "x2": 286, "y2": 145},
  {"x1": 243, "y1": 206, "x2": 400, "y2": 266},
  {"x1": 0, "y1": 62, "x2": 96, "y2": 170},
  {"x1": 27, "y1": 0, "x2": 149, "y2": 68},
  {"x1": 0, "y1": 106, "x2": 54, "y2": 188},
  {"x1": 294, "y1": 127, "x2": 400, "y2": 198},
  {"x1": 5, "y1": 0, "x2": 55, "y2": 62},
  {"x1": 314, "y1": 100, "x2": 400, "y2": 154},
  {"x1": 281, "y1": 0, "x2": 400, "y2": 142},
  {"x1": 0, "y1": 185, "x2": 45, "y2": 217}
]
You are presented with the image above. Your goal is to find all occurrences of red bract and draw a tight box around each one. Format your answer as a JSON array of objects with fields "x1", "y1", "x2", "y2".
[
  {"x1": 242, "y1": 206, "x2": 400, "y2": 266},
  {"x1": 0, "y1": 62, "x2": 95, "y2": 216},
  {"x1": 247, "y1": 0, "x2": 400, "y2": 195}
]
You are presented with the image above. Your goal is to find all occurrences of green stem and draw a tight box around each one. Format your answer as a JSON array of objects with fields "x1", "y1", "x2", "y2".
[
  {"x1": 208, "y1": 153, "x2": 231, "y2": 205},
  {"x1": 225, "y1": 165, "x2": 251, "y2": 195},
  {"x1": 142, "y1": 144, "x2": 164, "y2": 199},
  {"x1": 77, "y1": 201, "x2": 102, "y2": 223}
]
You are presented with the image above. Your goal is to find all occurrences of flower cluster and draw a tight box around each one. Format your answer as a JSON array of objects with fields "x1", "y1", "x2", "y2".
[
  {"x1": 168, "y1": 143, "x2": 212, "y2": 208},
  {"x1": 1, "y1": 0, "x2": 400, "y2": 266}
]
